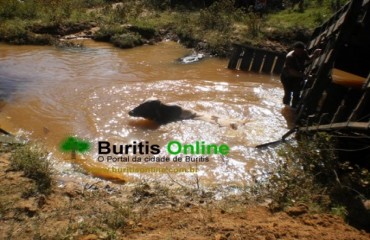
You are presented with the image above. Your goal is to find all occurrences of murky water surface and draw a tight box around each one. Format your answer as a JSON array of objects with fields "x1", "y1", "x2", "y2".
[{"x1": 0, "y1": 40, "x2": 290, "y2": 185}]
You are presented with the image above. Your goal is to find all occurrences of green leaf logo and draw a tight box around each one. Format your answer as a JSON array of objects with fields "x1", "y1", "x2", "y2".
[{"x1": 60, "y1": 136, "x2": 91, "y2": 159}]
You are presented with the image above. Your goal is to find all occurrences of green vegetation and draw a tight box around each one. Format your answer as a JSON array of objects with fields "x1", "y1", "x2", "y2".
[
  {"x1": 261, "y1": 133, "x2": 337, "y2": 211},
  {"x1": 0, "y1": 0, "x2": 349, "y2": 54},
  {"x1": 10, "y1": 143, "x2": 53, "y2": 194},
  {"x1": 111, "y1": 32, "x2": 143, "y2": 48},
  {"x1": 93, "y1": 24, "x2": 127, "y2": 41},
  {"x1": 264, "y1": 0, "x2": 349, "y2": 44},
  {"x1": 257, "y1": 132, "x2": 370, "y2": 228},
  {"x1": 266, "y1": 1, "x2": 334, "y2": 29}
]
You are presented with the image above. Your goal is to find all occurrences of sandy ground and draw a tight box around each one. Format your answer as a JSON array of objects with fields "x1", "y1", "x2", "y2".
[{"x1": 1, "y1": 150, "x2": 369, "y2": 240}]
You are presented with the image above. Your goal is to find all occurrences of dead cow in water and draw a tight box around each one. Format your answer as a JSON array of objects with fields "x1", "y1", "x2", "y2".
[
  {"x1": 128, "y1": 97, "x2": 197, "y2": 124},
  {"x1": 128, "y1": 98, "x2": 244, "y2": 129}
]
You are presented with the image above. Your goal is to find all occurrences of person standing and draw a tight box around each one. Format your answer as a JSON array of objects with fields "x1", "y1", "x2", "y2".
[{"x1": 280, "y1": 41, "x2": 320, "y2": 108}]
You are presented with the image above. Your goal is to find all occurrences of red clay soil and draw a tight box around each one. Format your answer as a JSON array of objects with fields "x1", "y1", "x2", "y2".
[
  {"x1": 1, "y1": 151, "x2": 370, "y2": 240},
  {"x1": 121, "y1": 206, "x2": 370, "y2": 240}
]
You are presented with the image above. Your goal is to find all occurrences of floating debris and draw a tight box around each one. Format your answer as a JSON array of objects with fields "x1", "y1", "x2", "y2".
[{"x1": 178, "y1": 53, "x2": 205, "y2": 64}]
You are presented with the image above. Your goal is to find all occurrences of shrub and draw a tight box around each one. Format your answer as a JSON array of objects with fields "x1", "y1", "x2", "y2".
[
  {"x1": 246, "y1": 12, "x2": 263, "y2": 38},
  {"x1": 111, "y1": 32, "x2": 143, "y2": 48},
  {"x1": 10, "y1": 144, "x2": 53, "y2": 194},
  {"x1": 0, "y1": 0, "x2": 39, "y2": 20},
  {"x1": 0, "y1": 20, "x2": 28, "y2": 43},
  {"x1": 93, "y1": 25, "x2": 127, "y2": 41},
  {"x1": 0, "y1": 21, "x2": 55, "y2": 45},
  {"x1": 103, "y1": 202, "x2": 133, "y2": 229},
  {"x1": 261, "y1": 133, "x2": 337, "y2": 210},
  {"x1": 145, "y1": 0, "x2": 171, "y2": 10},
  {"x1": 198, "y1": 0, "x2": 235, "y2": 32},
  {"x1": 128, "y1": 24, "x2": 158, "y2": 39},
  {"x1": 261, "y1": 132, "x2": 370, "y2": 218}
]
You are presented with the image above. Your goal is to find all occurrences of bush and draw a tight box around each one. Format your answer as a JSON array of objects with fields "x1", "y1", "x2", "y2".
[
  {"x1": 0, "y1": 20, "x2": 55, "y2": 45},
  {"x1": 261, "y1": 133, "x2": 337, "y2": 210},
  {"x1": 40, "y1": 0, "x2": 86, "y2": 24},
  {"x1": 111, "y1": 32, "x2": 143, "y2": 48},
  {"x1": 80, "y1": 0, "x2": 106, "y2": 8},
  {"x1": 146, "y1": 0, "x2": 171, "y2": 10},
  {"x1": 246, "y1": 12, "x2": 264, "y2": 38},
  {"x1": 0, "y1": 20, "x2": 28, "y2": 43},
  {"x1": 198, "y1": 0, "x2": 235, "y2": 32},
  {"x1": 0, "y1": 0, "x2": 39, "y2": 20},
  {"x1": 93, "y1": 24, "x2": 127, "y2": 41},
  {"x1": 128, "y1": 24, "x2": 158, "y2": 39},
  {"x1": 10, "y1": 144, "x2": 53, "y2": 194},
  {"x1": 260, "y1": 131, "x2": 370, "y2": 219}
]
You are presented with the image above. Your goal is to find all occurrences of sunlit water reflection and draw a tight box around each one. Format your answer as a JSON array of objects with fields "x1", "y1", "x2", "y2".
[{"x1": 0, "y1": 40, "x2": 291, "y2": 186}]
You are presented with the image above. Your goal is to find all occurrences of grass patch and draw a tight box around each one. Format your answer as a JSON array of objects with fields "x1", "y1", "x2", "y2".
[
  {"x1": 266, "y1": 6, "x2": 332, "y2": 30},
  {"x1": 263, "y1": 0, "x2": 349, "y2": 45},
  {"x1": 10, "y1": 144, "x2": 53, "y2": 194}
]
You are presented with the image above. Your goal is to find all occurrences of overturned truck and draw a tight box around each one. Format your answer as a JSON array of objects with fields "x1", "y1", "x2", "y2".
[
  {"x1": 229, "y1": 0, "x2": 370, "y2": 154},
  {"x1": 295, "y1": 0, "x2": 369, "y2": 133}
]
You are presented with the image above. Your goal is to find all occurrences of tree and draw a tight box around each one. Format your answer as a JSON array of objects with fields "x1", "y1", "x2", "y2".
[{"x1": 60, "y1": 136, "x2": 91, "y2": 160}]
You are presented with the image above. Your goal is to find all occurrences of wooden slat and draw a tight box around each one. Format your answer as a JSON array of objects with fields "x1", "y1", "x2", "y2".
[
  {"x1": 227, "y1": 43, "x2": 287, "y2": 74},
  {"x1": 250, "y1": 51, "x2": 265, "y2": 72},
  {"x1": 319, "y1": 113, "x2": 330, "y2": 125},
  {"x1": 261, "y1": 54, "x2": 276, "y2": 74},
  {"x1": 227, "y1": 45, "x2": 243, "y2": 69},
  {"x1": 331, "y1": 104, "x2": 346, "y2": 123},
  {"x1": 308, "y1": 27, "x2": 321, "y2": 50},
  {"x1": 239, "y1": 48, "x2": 254, "y2": 71},
  {"x1": 333, "y1": 13, "x2": 346, "y2": 32},
  {"x1": 348, "y1": 89, "x2": 370, "y2": 121},
  {"x1": 365, "y1": 74, "x2": 370, "y2": 88}
]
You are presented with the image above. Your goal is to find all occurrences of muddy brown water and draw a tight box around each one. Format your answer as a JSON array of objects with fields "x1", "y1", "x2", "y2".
[{"x1": 0, "y1": 40, "x2": 292, "y2": 185}]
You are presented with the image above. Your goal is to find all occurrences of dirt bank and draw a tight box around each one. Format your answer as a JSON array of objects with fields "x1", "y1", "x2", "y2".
[{"x1": 1, "y1": 143, "x2": 369, "y2": 240}]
